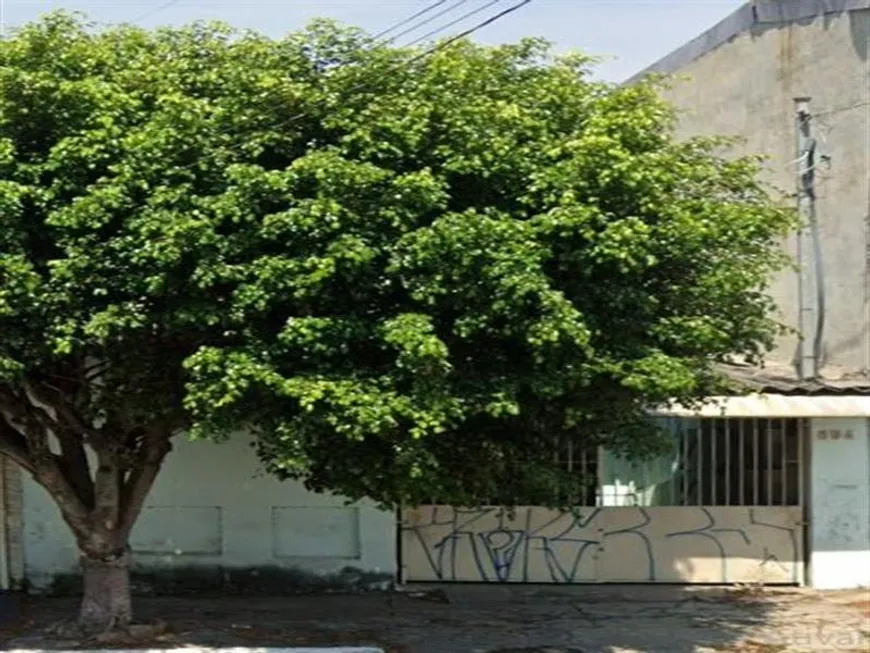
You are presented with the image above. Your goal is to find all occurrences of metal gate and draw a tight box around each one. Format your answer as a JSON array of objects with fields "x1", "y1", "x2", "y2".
[{"x1": 401, "y1": 418, "x2": 807, "y2": 584}]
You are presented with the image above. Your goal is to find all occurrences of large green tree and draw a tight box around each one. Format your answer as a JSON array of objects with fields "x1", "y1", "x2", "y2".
[{"x1": 0, "y1": 12, "x2": 793, "y2": 632}]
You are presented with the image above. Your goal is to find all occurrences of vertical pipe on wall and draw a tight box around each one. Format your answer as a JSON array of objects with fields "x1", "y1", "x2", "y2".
[
  {"x1": 866, "y1": 11, "x2": 870, "y2": 375},
  {"x1": 794, "y1": 97, "x2": 826, "y2": 378},
  {"x1": 795, "y1": 97, "x2": 811, "y2": 379},
  {"x1": 865, "y1": 201, "x2": 870, "y2": 374},
  {"x1": 809, "y1": 191, "x2": 826, "y2": 377}
]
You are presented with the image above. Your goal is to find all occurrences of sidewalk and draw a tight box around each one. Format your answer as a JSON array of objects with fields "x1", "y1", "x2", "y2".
[{"x1": 3, "y1": 585, "x2": 869, "y2": 653}]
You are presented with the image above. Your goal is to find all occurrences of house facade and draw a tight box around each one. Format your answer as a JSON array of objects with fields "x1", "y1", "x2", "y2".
[
  {"x1": 401, "y1": 0, "x2": 870, "y2": 590},
  {"x1": 1, "y1": 0, "x2": 869, "y2": 593},
  {"x1": 0, "y1": 435, "x2": 397, "y2": 592}
]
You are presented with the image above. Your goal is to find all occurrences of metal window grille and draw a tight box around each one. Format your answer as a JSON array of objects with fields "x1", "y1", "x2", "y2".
[
  {"x1": 436, "y1": 417, "x2": 807, "y2": 508},
  {"x1": 671, "y1": 417, "x2": 806, "y2": 507},
  {"x1": 547, "y1": 417, "x2": 807, "y2": 508},
  {"x1": 554, "y1": 437, "x2": 598, "y2": 506}
]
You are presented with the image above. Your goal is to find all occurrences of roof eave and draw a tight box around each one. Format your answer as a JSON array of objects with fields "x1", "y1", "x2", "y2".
[{"x1": 624, "y1": 0, "x2": 870, "y2": 85}]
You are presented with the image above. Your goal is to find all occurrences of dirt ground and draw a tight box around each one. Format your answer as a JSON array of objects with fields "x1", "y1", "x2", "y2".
[{"x1": 1, "y1": 585, "x2": 868, "y2": 653}]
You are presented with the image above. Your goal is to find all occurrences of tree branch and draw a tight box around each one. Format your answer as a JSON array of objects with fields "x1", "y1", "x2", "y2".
[
  {"x1": 0, "y1": 418, "x2": 35, "y2": 474},
  {"x1": 17, "y1": 382, "x2": 97, "y2": 507},
  {"x1": 91, "y1": 452, "x2": 122, "y2": 533},
  {"x1": 57, "y1": 438, "x2": 96, "y2": 510},
  {"x1": 0, "y1": 385, "x2": 93, "y2": 539},
  {"x1": 0, "y1": 386, "x2": 53, "y2": 458},
  {"x1": 17, "y1": 380, "x2": 99, "y2": 507},
  {"x1": 24, "y1": 380, "x2": 107, "y2": 449},
  {"x1": 36, "y1": 455, "x2": 97, "y2": 542},
  {"x1": 118, "y1": 426, "x2": 172, "y2": 540}
]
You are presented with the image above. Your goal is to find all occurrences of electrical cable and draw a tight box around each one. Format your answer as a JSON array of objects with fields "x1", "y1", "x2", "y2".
[
  {"x1": 274, "y1": 0, "x2": 532, "y2": 129},
  {"x1": 129, "y1": 0, "x2": 183, "y2": 25},
  {"x1": 403, "y1": 0, "x2": 506, "y2": 48},
  {"x1": 382, "y1": 0, "x2": 476, "y2": 45},
  {"x1": 815, "y1": 99, "x2": 870, "y2": 117},
  {"x1": 159, "y1": 0, "x2": 534, "y2": 175},
  {"x1": 405, "y1": 0, "x2": 531, "y2": 53},
  {"x1": 371, "y1": 0, "x2": 458, "y2": 42}
]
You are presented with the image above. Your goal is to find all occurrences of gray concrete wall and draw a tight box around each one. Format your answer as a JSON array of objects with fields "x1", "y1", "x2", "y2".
[{"x1": 643, "y1": 6, "x2": 870, "y2": 375}]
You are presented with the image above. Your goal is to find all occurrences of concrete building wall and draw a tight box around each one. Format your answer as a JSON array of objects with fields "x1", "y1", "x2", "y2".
[
  {"x1": 808, "y1": 417, "x2": 870, "y2": 589},
  {"x1": 629, "y1": 1, "x2": 870, "y2": 590},
  {"x1": 640, "y1": 5, "x2": 870, "y2": 374},
  {"x1": 19, "y1": 435, "x2": 396, "y2": 591}
]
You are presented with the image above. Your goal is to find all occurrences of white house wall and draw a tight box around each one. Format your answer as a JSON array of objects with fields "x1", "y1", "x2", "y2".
[
  {"x1": 15, "y1": 417, "x2": 870, "y2": 590},
  {"x1": 809, "y1": 417, "x2": 870, "y2": 589},
  {"x1": 20, "y1": 434, "x2": 395, "y2": 590}
]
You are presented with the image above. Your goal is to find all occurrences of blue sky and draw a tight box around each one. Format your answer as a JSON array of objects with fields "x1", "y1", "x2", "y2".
[{"x1": 2, "y1": 0, "x2": 745, "y2": 81}]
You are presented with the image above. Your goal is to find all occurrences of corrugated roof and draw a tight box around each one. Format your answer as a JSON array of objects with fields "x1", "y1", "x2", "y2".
[{"x1": 717, "y1": 362, "x2": 870, "y2": 395}]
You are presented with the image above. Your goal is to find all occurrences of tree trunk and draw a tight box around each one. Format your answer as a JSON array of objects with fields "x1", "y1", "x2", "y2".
[
  {"x1": 78, "y1": 548, "x2": 132, "y2": 634},
  {"x1": 0, "y1": 377, "x2": 178, "y2": 634}
]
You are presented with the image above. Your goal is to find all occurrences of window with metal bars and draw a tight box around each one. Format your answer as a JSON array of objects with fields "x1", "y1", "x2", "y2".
[
  {"x1": 553, "y1": 438, "x2": 599, "y2": 506},
  {"x1": 428, "y1": 417, "x2": 807, "y2": 508},
  {"x1": 676, "y1": 417, "x2": 806, "y2": 507},
  {"x1": 597, "y1": 417, "x2": 807, "y2": 508}
]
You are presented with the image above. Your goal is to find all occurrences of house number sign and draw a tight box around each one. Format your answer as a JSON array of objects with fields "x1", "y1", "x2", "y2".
[{"x1": 815, "y1": 429, "x2": 854, "y2": 440}]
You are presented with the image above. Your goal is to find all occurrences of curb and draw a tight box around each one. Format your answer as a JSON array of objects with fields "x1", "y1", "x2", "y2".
[{"x1": 6, "y1": 649, "x2": 384, "y2": 653}]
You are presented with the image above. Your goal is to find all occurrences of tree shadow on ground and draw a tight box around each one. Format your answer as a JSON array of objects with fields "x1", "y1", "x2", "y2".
[
  {"x1": 386, "y1": 584, "x2": 787, "y2": 653},
  {"x1": 0, "y1": 585, "x2": 810, "y2": 653},
  {"x1": 5, "y1": 584, "x2": 869, "y2": 653}
]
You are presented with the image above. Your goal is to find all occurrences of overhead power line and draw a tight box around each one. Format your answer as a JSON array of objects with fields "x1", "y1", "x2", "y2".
[
  {"x1": 371, "y1": 0, "x2": 457, "y2": 42},
  {"x1": 116, "y1": 0, "x2": 536, "y2": 176},
  {"x1": 129, "y1": 0, "x2": 183, "y2": 25},
  {"x1": 261, "y1": 0, "x2": 534, "y2": 136},
  {"x1": 408, "y1": 0, "x2": 532, "y2": 50},
  {"x1": 381, "y1": 0, "x2": 476, "y2": 45},
  {"x1": 403, "y1": 0, "x2": 507, "y2": 48}
]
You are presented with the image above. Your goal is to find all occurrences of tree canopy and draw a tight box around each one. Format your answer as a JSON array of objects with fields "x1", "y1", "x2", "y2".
[{"x1": 0, "y1": 11, "x2": 793, "y2": 630}]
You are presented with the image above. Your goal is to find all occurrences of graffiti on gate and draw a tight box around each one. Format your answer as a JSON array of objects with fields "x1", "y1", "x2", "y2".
[{"x1": 401, "y1": 505, "x2": 803, "y2": 584}]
